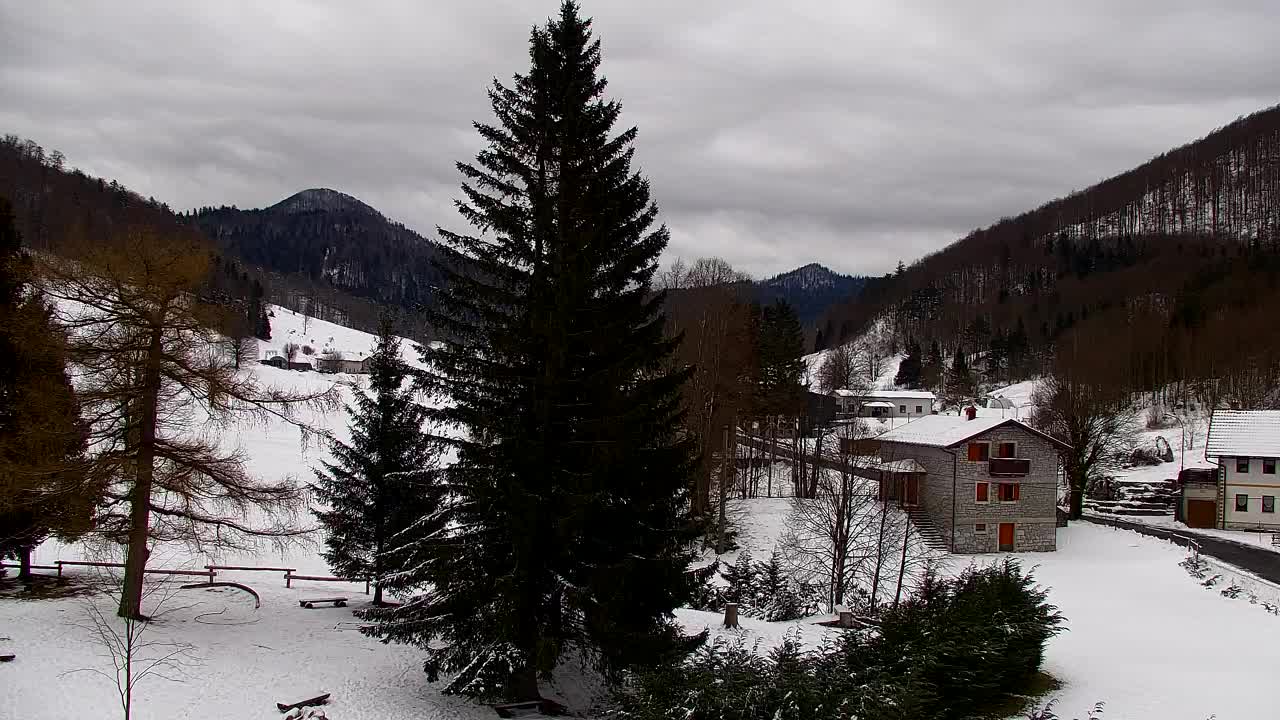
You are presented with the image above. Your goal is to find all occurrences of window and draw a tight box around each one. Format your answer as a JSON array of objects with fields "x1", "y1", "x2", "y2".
[
  {"x1": 1265, "y1": 496, "x2": 1276, "y2": 514},
  {"x1": 967, "y1": 442, "x2": 990, "y2": 462},
  {"x1": 976, "y1": 482, "x2": 989, "y2": 503},
  {"x1": 1236, "y1": 494, "x2": 1249, "y2": 512},
  {"x1": 996, "y1": 442, "x2": 1017, "y2": 459},
  {"x1": 1238, "y1": 457, "x2": 1250, "y2": 474},
  {"x1": 915, "y1": 405, "x2": 923, "y2": 414},
  {"x1": 899, "y1": 404, "x2": 907, "y2": 414},
  {"x1": 998, "y1": 483, "x2": 1020, "y2": 502},
  {"x1": 1266, "y1": 459, "x2": 1277, "y2": 475},
  {"x1": 974, "y1": 523, "x2": 988, "y2": 534}
]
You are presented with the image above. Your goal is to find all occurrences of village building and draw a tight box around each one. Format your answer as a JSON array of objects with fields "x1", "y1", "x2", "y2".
[
  {"x1": 873, "y1": 410, "x2": 1068, "y2": 553},
  {"x1": 315, "y1": 351, "x2": 373, "y2": 374},
  {"x1": 1202, "y1": 410, "x2": 1280, "y2": 531},
  {"x1": 832, "y1": 389, "x2": 936, "y2": 419}
]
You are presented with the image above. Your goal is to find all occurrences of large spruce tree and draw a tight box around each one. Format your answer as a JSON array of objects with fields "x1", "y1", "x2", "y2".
[
  {"x1": 312, "y1": 317, "x2": 440, "y2": 605},
  {"x1": 364, "y1": 2, "x2": 698, "y2": 701}
]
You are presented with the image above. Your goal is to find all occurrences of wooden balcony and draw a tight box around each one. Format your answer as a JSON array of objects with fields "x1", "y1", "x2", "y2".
[{"x1": 989, "y1": 457, "x2": 1031, "y2": 477}]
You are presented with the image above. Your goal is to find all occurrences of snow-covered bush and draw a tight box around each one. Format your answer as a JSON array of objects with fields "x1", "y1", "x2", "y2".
[
  {"x1": 711, "y1": 550, "x2": 820, "y2": 622},
  {"x1": 621, "y1": 560, "x2": 1064, "y2": 720}
]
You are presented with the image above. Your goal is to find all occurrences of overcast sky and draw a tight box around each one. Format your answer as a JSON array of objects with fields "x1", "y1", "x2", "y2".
[{"x1": 3, "y1": 1, "x2": 1278, "y2": 277}]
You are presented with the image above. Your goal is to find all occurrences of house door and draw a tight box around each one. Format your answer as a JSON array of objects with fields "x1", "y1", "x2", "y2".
[
  {"x1": 1186, "y1": 500, "x2": 1216, "y2": 529},
  {"x1": 903, "y1": 475, "x2": 919, "y2": 507},
  {"x1": 998, "y1": 523, "x2": 1015, "y2": 552}
]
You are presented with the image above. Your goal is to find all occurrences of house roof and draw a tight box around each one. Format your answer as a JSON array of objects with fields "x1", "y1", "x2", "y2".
[
  {"x1": 1206, "y1": 410, "x2": 1280, "y2": 458},
  {"x1": 321, "y1": 351, "x2": 368, "y2": 362},
  {"x1": 833, "y1": 389, "x2": 937, "y2": 400},
  {"x1": 877, "y1": 415, "x2": 1071, "y2": 451}
]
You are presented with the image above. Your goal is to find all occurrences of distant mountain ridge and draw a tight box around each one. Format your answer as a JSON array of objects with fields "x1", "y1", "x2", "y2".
[
  {"x1": 270, "y1": 188, "x2": 385, "y2": 217},
  {"x1": 754, "y1": 263, "x2": 865, "y2": 327},
  {"x1": 192, "y1": 189, "x2": 443, "y2": 314}
]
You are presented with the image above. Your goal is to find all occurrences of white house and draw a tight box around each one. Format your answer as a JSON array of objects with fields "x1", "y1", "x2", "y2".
[
  {"x1": 1204, "y1": 410, "x2": 1280, "y2": 530},
  {"x1": 833, "y1": 389, "x2": 936, "y2": 419},
  {"x1": 316, "y1": 351, "x2": 373, "y2": 375}
]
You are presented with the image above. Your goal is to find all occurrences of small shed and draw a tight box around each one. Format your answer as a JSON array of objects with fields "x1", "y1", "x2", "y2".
[{"x1": 1178, "y1": 467, "x2": 1219, "y2": 529}]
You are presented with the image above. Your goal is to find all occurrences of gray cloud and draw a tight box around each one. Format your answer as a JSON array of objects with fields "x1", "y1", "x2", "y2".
[{"x1": 3, "y1": 0, "x2": 1278, "y2": 278}]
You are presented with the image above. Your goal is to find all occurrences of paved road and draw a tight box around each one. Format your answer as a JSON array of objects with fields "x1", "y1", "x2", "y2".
[{"x1": 1083, "y1": 514, "x2": 1280, "y2": 584}]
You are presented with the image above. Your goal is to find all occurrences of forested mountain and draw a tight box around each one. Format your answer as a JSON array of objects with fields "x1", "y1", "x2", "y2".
[
  {"x1": 0, "y1": 135, "x2": 429, "y2": 336},
  {"x1": 824, "y1": 104, "x2": 1280, "y2": 407},
  {"x1": 191, "y1": 189, "x2": 443, "y2": 314},
  {"x1": 753, "y1": 263, "x2": 864, "y2": 328}
]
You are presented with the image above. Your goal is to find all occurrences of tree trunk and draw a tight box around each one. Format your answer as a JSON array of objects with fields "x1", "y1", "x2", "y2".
[
  {"x1": 17, "y1": 546, "x2": 32, "y2": 581},
  {"x1": 119, "y1": 327, "x2": 163, "y2": 620},
  {"x1": 716, "y1": 425, "x2": 729, "y2": 554},
  {"x1": 373, "y1": 584, "x2": 384, "y2": 606},
  {"x1": 508, "y1": 663, "x2": 541, "y2": 702},
  {"x1": 1069, "y1": 487, "x2": 1084, "y2": 520},
  {"x1": 893, "y1": 520, "x2": 910, "y2": 610}
]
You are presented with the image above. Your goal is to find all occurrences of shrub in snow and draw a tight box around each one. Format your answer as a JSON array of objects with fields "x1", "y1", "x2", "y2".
[
  {"x1": 621, "y1": 560, "x2": 1063, "y2": 720},
  {"x1": 700, "y1": 551, "x2": 820, "y2": 622},
  {"x1": 301, "y1": 344, "x2": 314, "y2": 356}
]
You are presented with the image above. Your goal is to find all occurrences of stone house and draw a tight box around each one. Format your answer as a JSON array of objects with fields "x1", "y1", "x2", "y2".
[
  {"x1": 875, "y1": 411, "x2": 1069, "y2": 553},
  {"x1": 1204, "y1": 410, "x2": 1280, "y2": 530}
]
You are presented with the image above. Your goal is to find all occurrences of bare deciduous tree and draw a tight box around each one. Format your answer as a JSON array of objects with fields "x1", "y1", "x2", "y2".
[
  {"x1": 1031, "y1": 370, "x2": 1137, "y2": 519},
  {"x1": 41, "y1": 229, "x2": 340, "y2": 619},
  {"x1": 66, "y1": 572, "x2": 198, "y2": 720}
]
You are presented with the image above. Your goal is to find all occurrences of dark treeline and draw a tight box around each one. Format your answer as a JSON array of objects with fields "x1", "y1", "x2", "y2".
[
  {"x1": 0, "y1": 136, "x2": 430, "y2": 338},
  {"x1": 823, "y1": 104, "x2": 1280, "y2": 406},
  {"x1": 190, "y1": 188, "x2": 444, "y2": 332}
]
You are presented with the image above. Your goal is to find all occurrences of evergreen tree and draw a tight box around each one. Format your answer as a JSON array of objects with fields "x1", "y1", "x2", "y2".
[
  {"x1": 0, "y1": 196, "x2": 93, "y2": 580},
  {"x1": 921, "y1": 339, "x2": 944, "y2": 391},
  {"x1": 893, "y1": 337, "x2": 922, "y2": 389},
  {"x1": 364, "y1": 3, "x2": 699, "y2": 701},
  {"x1": 946, "y1": 345, "x2": 975, "y2": 405},
  {"x1": 755, "y1": 299, "x2": 806, "y2": 415},
  {"x1": 312, "y1": 317, "x2": 440, "y2": 605}
]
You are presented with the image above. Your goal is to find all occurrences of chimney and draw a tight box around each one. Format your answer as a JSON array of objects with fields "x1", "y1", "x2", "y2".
[{"x1": 964, "y1": 406, "x2": 978, "y2": 421}]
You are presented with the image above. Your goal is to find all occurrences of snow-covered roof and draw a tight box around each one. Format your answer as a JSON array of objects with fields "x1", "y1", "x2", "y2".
[
  {"x1": 871, "y1": 458, "x2": 927, "y2": 474},
  {"x1": 833, "y1": 389, "x2": 859, "y2": 397},
  {"x1": 862, "y1": 390, "x2": 936, "y2": 400},
  {"x1": 1206, "y1": 411, "x2": 1280, "y2": 458},
  {"x1": 322, "y1": 351, "x2": 368, "y2": 362},
  {"x1": 863, "y1": 401, "x2": 895, "y2": 408},
  {"x1": 878, "y1": 414, "x2": 1068, "y2": 450}
]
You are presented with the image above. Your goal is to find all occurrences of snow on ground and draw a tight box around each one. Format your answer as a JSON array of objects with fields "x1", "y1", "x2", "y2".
[
  {"x1": 674, "y1": 608, "x2": 835, "y2": 653},
  {"x1": 967, "y1": 523, "x2": 1280, "y2": 719},
  {"x1": 0, "y1": 572, "x2": 495, "y2": 720},
  {"x1": 262, "y1": 304, "x2": 426, "y2": 369},
  {"x1": 1092, "y1": 512, "x2": 1280, "y2": 554}
]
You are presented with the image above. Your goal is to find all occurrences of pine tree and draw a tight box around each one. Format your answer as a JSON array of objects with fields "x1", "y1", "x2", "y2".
[
  {"x1": 946, "y1": 345, "x2": 975, "y2": 405},
  {"x1": 0, "y1": 196, "x2": 93, "y2": 579},
  {"x1": 921, "y1": 339, "x2": 944, "y2": 391},
  {"x1": 755, "y1": 299, "x2": 806, "y2": 415},
  {"x1": 894, "y1": 337, "x2": 922, "y2": 389},
  {"x1": 364, "y1": 2, "x2": 699, "y2": 700},
  {"x1": 312, "y1": 317, "x2": 440, "y2": 605}
]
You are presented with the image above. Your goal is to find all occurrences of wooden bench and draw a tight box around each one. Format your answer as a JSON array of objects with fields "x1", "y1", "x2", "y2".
[{"x1": 299, "y1": 598, "x2": 347, "y2": 609}]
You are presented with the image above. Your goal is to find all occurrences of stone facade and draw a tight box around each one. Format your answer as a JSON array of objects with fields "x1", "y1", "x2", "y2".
[{"x1": 881, "y1": 423, "x2": 1062, "y2": 553}]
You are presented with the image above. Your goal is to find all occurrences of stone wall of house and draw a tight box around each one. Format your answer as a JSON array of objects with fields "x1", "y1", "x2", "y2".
[
  {"x1": 884, "y1": 423, "x2": 1061, "y2": 553},
  {"x1": 953, "y1": 425, "x2": 1060, "y2": 552},
  {"x1": 879, "y1": 440, "x2": 957, "y2": 539}
]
